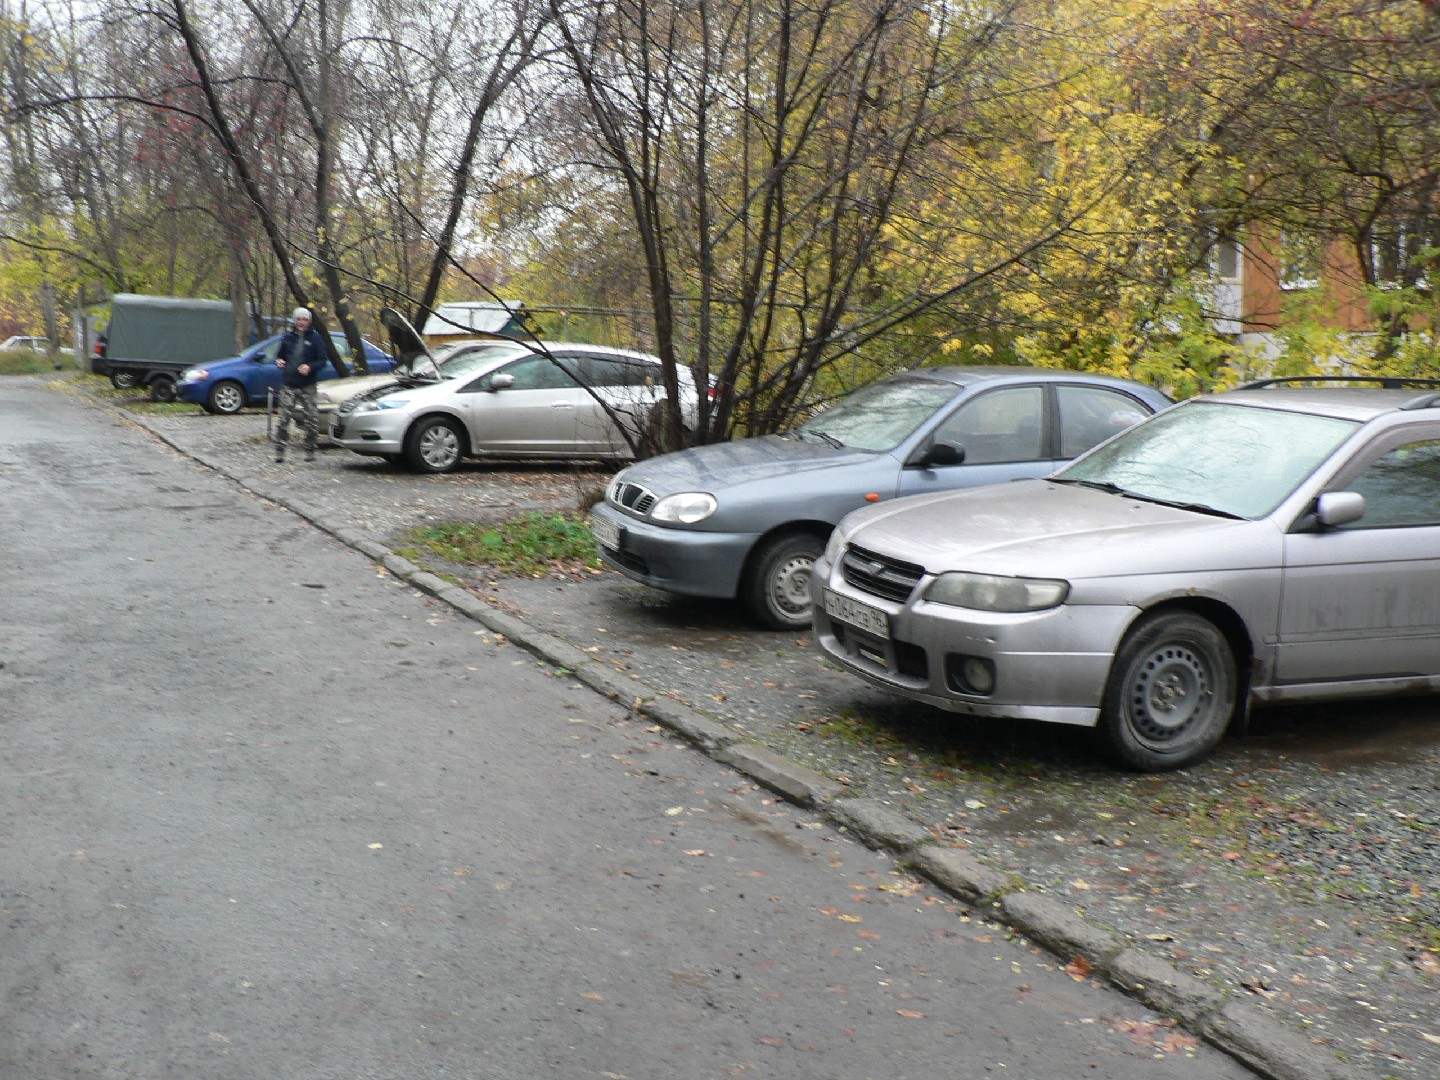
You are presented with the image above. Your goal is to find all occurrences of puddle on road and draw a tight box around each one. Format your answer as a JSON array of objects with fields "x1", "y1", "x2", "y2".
[{"x1": 1241, "y1": 697, "x2": 1440, "y2": 766}]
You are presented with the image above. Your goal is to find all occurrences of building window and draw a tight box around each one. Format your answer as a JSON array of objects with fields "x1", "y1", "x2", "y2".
[
  {"x1": 1370, "y1": 221, "x2": 1433, "y2": 289},
  {"x1": 1278, "y1": 230, "x2": 1322, "y2": 291},
  {"x1": 1213, "y1": 233, "x2": 1243, "y2": 282}
]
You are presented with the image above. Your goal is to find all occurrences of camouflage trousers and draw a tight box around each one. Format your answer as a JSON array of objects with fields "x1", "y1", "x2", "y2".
[{"x1": 275, "y1": 384, "x2": 320, "y2": 455}]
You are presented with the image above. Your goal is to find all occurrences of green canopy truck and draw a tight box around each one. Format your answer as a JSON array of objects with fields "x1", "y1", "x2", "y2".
[{"x1": 97, "y1": 294, "x2": 236, "y2": 401}]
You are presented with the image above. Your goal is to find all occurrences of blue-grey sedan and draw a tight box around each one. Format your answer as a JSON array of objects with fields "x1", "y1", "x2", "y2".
[
  {"x1": 812, "y1": 378, "x2": 1440, "y2": 771},
  {"x1": 592, "y1": 366, "x2": 1169, "y2": 629}
]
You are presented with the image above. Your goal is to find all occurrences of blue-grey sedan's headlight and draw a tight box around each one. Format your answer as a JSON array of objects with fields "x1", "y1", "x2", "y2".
[
  {"x1": 182, "y1": 368, "x2": 206, "y2": 382},
  {"x1": 925, "y1": 572, "x2": 1069, "y2": 612},
  {"x1": 650, "y1": 492, "x2": 717, "y2": 524},
  {"x1": 357, "y1": 398, "x2": 410, "y2": 413}
]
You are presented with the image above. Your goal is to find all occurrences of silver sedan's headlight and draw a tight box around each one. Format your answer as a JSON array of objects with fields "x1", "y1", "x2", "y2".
[
  {"x1": 823, "y1": 527, "x2": 845, "y2": 565},
  {"x1": 925, "y1": 572, "x2": 1069, "y2": 612},
  {"x1": 356, "y1": 398, "x2": 410, "y2": 413},
  {"x1": 650, "y1": 492, "x2": 717, "y2": 524}
]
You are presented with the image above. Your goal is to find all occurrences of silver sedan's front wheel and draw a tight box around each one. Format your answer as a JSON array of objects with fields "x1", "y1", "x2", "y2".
[
  {"x1": 405, "y1": 416, "x2": 464, "y2": 474},
  {"x1": 1099, "y1": 611, "x2": 1237, "y2": 772}
]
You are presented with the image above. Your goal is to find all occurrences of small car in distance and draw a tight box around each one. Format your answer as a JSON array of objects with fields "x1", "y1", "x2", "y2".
[
  {"x1": 175, "y1": 332, "x2": 395, "y2": 414},
  {"x1": 592, "y1": 367, "x2": 1169, "y2": 629},
  {"x1": 330, "y1": 342, "x2": 699, "y2": 473},
  {"x1": 812, "y1": 377, "x2": 1440, "y2": 771}
]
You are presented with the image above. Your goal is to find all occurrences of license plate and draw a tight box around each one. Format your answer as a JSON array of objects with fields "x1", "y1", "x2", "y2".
[
  {"x1": 591, "y1": 514, "x2": 621, "y2": 552},
  {"x1": 823, "y1": 589, "x2": 890, "y2": 640}
]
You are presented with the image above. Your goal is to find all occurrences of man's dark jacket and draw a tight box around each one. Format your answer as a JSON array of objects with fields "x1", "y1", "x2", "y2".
[{"x1": 278, "y1": 327, "x2": 333, "y2": 388}]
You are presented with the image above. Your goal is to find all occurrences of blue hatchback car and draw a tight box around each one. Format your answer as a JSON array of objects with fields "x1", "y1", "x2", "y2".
[{"x1": 175, "y1": 331, "x2": 395, "y2": 414}]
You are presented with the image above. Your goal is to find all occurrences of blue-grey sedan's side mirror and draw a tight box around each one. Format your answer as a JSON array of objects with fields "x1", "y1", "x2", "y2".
[
  {"x1": 490, "y1": 372, "x2": 515, "y2": 391},
  {"x1": 1315, "y1": 490, "x2": 1365, "y2": 527},
  {"x1": 913, "y1": 440, "x2": 966, "y2": 468}
]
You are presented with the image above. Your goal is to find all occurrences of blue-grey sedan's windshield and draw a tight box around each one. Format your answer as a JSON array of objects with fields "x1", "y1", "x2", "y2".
[
  {"x1": 1055, "y1": 401, "x2": 1359, "y2": 519},
  {"x1": 796, "y1": 379, "x2": 959, "y2": 452}
]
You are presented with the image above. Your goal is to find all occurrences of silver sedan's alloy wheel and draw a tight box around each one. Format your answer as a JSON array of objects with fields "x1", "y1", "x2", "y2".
[
  {"x1": 1100, "y1": 611, "x2": 1237, "y2": 772},
  {"x1": 743, "y1": 532, "x2": 823, "y2": 631},
  {"x1": 208, "y1": 381, "x2": 245, "y2": 415},
  {"x1": 406, "y1": 417, "x2": 463, "y2": 473}
]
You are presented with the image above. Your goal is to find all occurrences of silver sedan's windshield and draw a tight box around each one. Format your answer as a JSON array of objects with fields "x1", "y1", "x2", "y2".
[
  {"x1": 796, "y1": 378, "x2": 958, "y2": 452},
  {"x1": 437, "y1": 345, "x2": 524, "y2": 379},
  {"x1": 1054, "y1": 400, "x2": 1359, "y2": 519}
]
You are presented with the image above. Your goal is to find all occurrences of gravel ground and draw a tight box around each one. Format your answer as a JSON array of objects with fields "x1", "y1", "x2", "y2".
[{"x1": 67, "y1": 376, "x2": 1440, "y2": 1079}]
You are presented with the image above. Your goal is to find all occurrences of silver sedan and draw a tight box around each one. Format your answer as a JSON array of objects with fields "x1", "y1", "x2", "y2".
[
  {"x1": 813, "y1": 379, "x2": 1440, "y2": 770},
  {"x1": 331, "y1": 343, "x2": 698, "y2": 472}
]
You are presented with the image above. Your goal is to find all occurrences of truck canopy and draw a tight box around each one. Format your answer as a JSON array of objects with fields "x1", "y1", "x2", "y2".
[{"x1": 104, "y1": 294, "x2": 236, "y2": 366}]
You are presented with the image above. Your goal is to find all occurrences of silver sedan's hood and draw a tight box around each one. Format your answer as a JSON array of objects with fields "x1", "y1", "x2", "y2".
[
  {"x1": 838, "y1": 479, "x2": 1277, "y2": 578},
  {"x1": 620, "y1": 435, "x2": 876, "y2": 493}
]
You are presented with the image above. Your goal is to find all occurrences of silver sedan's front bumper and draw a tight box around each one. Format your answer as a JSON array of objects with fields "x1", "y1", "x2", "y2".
[
  {"x1": 812, "y1": 553, "x2": 1136, "y2": 728},
  {"x1": 330, "y1": 409, "x2": 407, "y2": 456}
]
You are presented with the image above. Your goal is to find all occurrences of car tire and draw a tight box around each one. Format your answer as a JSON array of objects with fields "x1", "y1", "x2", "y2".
[
  {"x1": 405, "y1": 416, "x2": 464, "y2": 474},
  {"x1": 1099, "y1": 611, "x2": 1236, "y2": 772},
  {"x1": 110, "y1": 372, "x2": 137, "y2": 390},
  {"x1": 742, "y1": 531, "x2": 824, "y2": 631},
  {"x1": 206, "y1": 380, "x2": 246, "y2": 415},
  {"x1": 149, "y1": 375, "x2": 176, "y2": 402}
]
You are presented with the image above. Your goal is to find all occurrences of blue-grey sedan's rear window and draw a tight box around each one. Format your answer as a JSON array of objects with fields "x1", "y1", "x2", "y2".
[
  {"x1": 1057, "y1": 401, "x2": 1359, "y2": 519},
  {"x1": 797, "y1": 378, "x2": 958, "y2": 451}
]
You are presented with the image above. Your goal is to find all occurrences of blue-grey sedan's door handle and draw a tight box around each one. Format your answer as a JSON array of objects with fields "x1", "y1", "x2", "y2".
[{"x1": 551, "y1": 402, "x2": 576, "y2": 409}]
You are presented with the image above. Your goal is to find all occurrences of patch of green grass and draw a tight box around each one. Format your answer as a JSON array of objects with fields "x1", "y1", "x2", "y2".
[
  {"x1": 399, "y1": 512, "x2": 602, "y2": 578},
  {"x1": 0, "y1": 351, "x2": 71, "y2": 375}
]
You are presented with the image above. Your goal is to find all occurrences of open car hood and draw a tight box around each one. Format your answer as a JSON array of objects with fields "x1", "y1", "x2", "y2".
[{"x1": 380, "y1": 307, "x2": 441, "y2": 379}]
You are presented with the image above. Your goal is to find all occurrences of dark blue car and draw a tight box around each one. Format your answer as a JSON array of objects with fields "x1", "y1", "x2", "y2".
[{"x1": 175, "y1": 331, "x2": 395, "y2": 414}]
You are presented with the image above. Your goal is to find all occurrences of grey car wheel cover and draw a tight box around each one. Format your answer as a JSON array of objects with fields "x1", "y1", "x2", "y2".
[
  {"x1": 767, "y1": 552, "x2": 815, "y2": 621},
  {"x1": 419, "y1": 422, "x2": 460, "y2": 469},
  {"x1": 1125, "y1": 642, "x2": 1214, "y2": 745},
  {"x1": 213, "y1": 383, "x2": 244, "y2": 413}
]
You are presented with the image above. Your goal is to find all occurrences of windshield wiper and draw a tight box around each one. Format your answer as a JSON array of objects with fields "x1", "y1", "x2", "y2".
[
  {"x1": 1049, "y1": 478, "x2": 1242, "y2": 518},
  {"x1": 1127, "y1": 495, "x2": 1243, "y2": 519},
  {"x1": 1049, "y1": 477, "x2": 1128, "y2": 495},
  {"x1": 798, "y1": 429, "x2": 844, "y2": 449}
]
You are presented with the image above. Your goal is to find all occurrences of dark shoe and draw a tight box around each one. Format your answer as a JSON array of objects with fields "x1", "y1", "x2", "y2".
[
  {"x1": 304, "y1": 450, "x2": 316, "y2": 463},
  {"x1": 274, "y1": 449, "x2": 285, "y2": 463}
]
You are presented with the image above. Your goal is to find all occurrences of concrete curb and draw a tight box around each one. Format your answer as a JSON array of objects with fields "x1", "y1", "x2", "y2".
[{"x1": 124, "y1": 403, "x2": 1350, "y2": 1080}]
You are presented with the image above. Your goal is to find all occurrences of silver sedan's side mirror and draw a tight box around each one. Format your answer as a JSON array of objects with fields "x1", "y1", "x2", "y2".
[
  {"x1": 1315, "y1": 490, "x2": 1365, "y2": 527},
  {"x1": 489, "y1": 372, "x2": 515, "y2": 391}
]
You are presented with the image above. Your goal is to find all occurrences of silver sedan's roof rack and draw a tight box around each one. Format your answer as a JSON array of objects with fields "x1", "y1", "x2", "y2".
[{"x1": 1237, "y1": 375, "x2": 1440, "y2": 391}]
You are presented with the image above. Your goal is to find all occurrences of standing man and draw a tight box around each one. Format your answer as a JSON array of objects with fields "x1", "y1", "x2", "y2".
[{"x1": 273, "y1": 307, "x2": 332, "y2": 463}]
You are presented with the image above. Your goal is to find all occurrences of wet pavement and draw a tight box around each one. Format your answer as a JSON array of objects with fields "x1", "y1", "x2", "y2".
[{"x1": 68, "y1": 378, "x2": 1440, "y2": 1078}]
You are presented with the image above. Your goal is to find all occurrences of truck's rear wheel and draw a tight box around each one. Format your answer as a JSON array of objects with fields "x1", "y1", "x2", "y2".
[{"x1": 110, "y1": 372, "x2": 137, "y2": 390}]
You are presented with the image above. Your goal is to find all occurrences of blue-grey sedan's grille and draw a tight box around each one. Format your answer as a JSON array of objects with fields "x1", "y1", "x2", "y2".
[
  {"x1": 611, "y1": 481, "x2": 656, "y2": 516},
  {"x1": 841, "y1": 544, "x2": 925, "y2": 603}
]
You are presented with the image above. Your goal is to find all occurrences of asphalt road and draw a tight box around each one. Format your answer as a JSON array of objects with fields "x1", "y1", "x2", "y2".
[{"x1": 0, "y1": 392, "x2": 1267, "y2": 1080}]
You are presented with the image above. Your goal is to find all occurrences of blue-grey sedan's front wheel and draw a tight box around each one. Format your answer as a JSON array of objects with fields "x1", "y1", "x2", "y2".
[
  {"x1": 405, "y1": 416, "x2": 464, "y2": 474},
  {"x1": 743, "y1": 532, "x2": 824, "y2": 631},
  {"x1": 1100, "y1": 611, "x2": 1236, "y2": 772}
]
